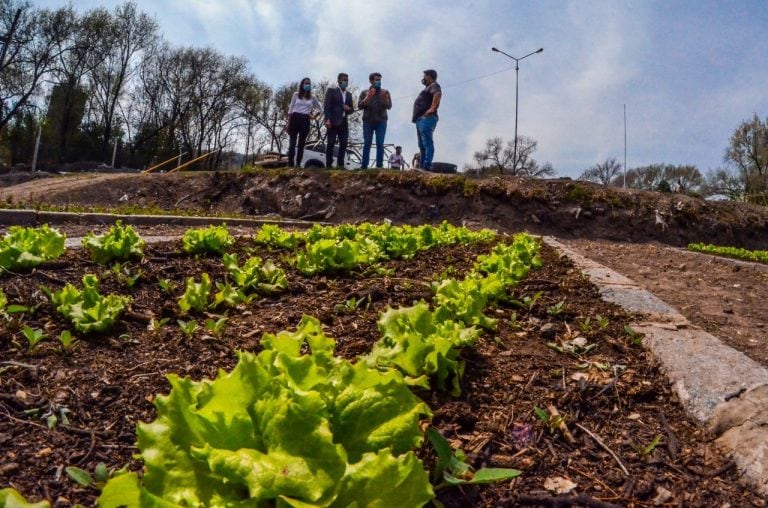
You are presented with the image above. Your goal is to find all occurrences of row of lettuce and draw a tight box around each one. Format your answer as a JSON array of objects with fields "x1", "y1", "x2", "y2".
[
  {"x1": 1, "y1": 222, "x2": 541, "y2": 507},
  {"x1": 0, "y1": 222, "x2": 495, "y2": 336},
  {"x1": 687, "y1": 242, "x2": 768, "y2": 265}
]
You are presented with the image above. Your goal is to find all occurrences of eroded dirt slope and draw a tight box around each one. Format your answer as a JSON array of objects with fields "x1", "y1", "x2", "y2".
[{"x1": 3, "y1": 170, "x2": 768, "y2": 250}]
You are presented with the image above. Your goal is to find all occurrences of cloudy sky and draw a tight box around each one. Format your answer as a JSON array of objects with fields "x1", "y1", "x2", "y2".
[{"x1": 36, "y1": 0, "x2": 768, "y2": 177}]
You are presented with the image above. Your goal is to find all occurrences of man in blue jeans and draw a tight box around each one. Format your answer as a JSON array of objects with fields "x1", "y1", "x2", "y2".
[
  {"x1": 358, "y1": 72, "x2": 392, "y2": 169},
  {"x1": 412, "y1": 69, "x2": 442, "y2": 170}
]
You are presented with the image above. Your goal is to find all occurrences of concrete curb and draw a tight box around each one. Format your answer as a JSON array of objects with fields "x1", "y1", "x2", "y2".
[
  {"x1": 0, "y1": 208, "x2": 326, "y2": 228},
  {"x1": 543, "y1": 236, "x2": 768, "y2": 496}
]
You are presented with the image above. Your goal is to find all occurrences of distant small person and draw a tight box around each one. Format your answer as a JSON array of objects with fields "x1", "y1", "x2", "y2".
[
  {"x1": 358, "y1": 72, "x2": 392, "y2": 169},
  {"x1": 286, "y1": 77, "x2": 322, "y2": 168},
  {"x1": 388, "y1": 145, "x2": 406, "y2": 170},
  {"x1": 412, "y1": 69, "x2": 442, "y2": 171}
]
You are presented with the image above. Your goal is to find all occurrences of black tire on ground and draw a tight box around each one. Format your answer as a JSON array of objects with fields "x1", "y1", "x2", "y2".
[
  {"x1": 304, "y1": 160, "x2": 325, "y2": 169},
  {"x1": 428, "y1": 162, "x2": 457, "y2": 174}
]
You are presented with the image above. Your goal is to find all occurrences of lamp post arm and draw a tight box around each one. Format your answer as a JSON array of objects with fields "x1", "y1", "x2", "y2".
[
  {"x1": 519, "y1": 48, "x2": 543, "y2": 61},
  {"x1": 492, "y1": 47, "x2": 518, "y2": 62}
]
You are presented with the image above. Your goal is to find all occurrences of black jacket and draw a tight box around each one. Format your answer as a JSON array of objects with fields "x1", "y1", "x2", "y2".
[{"x1": 323, "y1": 87, "x2": 354, "y2": 127}]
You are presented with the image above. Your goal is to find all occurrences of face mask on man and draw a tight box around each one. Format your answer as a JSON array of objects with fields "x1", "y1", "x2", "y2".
[
  {"x1": 339, "y1": 81, "x2": 348, "y2": 89},
  {"x1": 421, "y1": 78, "x2": 427, "y2": 85},
  {"x1": 373, "y1": 80, "x2": 381, "y2": 89},
  {"x1": 303, "y1": 84, "x2": 311, "y2": 92}
]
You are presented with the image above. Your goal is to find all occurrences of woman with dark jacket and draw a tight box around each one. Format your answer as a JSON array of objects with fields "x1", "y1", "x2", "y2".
[{"x1": 286, "y1": 77, "x2": 322, "y2": 167}]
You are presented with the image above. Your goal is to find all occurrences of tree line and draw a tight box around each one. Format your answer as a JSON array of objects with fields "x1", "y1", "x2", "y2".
[
  {"x1": 575, "y1": 114, "x2": 768, "y2": 201},
  {"x1": 0, "y1": 0, "x2": 315, "y2": 171}
]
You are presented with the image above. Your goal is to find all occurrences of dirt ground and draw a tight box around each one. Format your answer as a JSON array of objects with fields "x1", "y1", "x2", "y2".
[
  {"x1": 563, "y1": 239, "x2": 768, "y2": 367},
  {"x1": 3, "y1": 170, "x2": 768, "y2": 506}
]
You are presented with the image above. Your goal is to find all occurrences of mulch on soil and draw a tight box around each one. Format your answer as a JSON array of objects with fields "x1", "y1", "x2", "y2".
[{"x1": 0, "y1": 235, "x2": 762, "y2": 507}]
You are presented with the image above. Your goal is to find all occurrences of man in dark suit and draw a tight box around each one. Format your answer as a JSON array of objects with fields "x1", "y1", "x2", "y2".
[{"x1": 323, "y1": 72, "x2": 354, "y2": 168}]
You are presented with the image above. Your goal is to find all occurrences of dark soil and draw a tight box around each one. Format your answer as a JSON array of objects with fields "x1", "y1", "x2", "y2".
[
  {"x1": 3, "y1": 170, "x2": 768, "y2": 250},
  {"x1": 1, "y1": 236, "x2": 763, "y2": 506}
]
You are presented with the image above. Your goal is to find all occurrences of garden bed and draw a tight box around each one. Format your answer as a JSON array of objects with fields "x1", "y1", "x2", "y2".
[{"x1": 0, "y1": 226, "x2": 761, "y2": 506}]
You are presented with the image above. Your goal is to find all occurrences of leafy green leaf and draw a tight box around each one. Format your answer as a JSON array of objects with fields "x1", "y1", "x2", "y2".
[
  {"x1": 0, "y1": 487, "x2": 51, "y2": 507},
  {"x1": 65, "y1": 466, "x2": 94, "y2": 487}
]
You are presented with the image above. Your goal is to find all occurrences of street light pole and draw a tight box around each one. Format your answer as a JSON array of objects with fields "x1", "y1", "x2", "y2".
[{"x1": 491, "y1": 47, "x2": 543, "y2": 173}]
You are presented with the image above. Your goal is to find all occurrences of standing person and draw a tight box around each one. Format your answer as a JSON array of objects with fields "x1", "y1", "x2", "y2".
[
  {"x1": 323, "y1": 73, "x2": 354, "y2": 169},
  {"x1": 358, "y1": 72, "x2": 392, "y2": 169},
  {"x1": 411, "y1": 152, "x2": 421, "y2": 169},
  {"x1": 388, "y1": 145, "x2": 406, "y2": 169},
  {"x1": 412, "y1": 69, "x2": 442, "y2": 171},
  {"x1": 286, "y1": 77, "x2": 322, "y2": 167}
]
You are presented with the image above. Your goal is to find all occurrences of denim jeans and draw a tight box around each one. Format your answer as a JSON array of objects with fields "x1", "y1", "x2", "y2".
[
  {"x1": 361, "y1": 121, "x2": 387, "y2": 169},
  {"x1": 416, "y1": 115, "x2": 438, "y2": 169}
]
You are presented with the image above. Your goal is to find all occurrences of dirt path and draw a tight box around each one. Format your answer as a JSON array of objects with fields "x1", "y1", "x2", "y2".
[
  {"x1": 563, "y1": 238, "x2": 768, "y2": 367},
  {"x1": 0, "y1": 173, "x2": 130, "y2": 203}
]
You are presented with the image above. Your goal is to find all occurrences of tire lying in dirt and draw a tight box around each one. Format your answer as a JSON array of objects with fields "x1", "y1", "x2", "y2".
[{"x1": 426, "y1": 162, "x2": 457, "y2": 174}]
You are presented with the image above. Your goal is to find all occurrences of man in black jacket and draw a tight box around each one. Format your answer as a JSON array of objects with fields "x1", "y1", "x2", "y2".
[{"x1": 323, "y1": 73, "x2": 354, "y2": 168}]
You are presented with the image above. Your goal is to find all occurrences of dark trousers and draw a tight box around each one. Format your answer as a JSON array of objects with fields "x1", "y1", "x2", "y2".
[
  {"x1": 287, "y1": 113, "x2": 310, "y2": 167},
  {"x1": 325, "y1": 121, "x2": 348, "y2": 168}
]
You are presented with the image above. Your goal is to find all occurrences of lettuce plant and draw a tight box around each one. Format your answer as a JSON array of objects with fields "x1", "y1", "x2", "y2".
[
  {"x1": 98, "y1": 317, "x2": 433, "y2": 507},
  {"x1": 223, "y1": 253, "x2": 288, "y2": 294},
  {"x1": 296, "y1": 238, "x2": 382, "y2": 275},
  {"x1": 0, "y1": 224, "x2": 66, "y2": 271},
  {"x1": 82, "y1": 221, "x2": 146, "y2": 265},
  {"x1": 51, "y1": 274, "x2": 131, "y2": 333},
  {"x1": 365, "y1": 302, "x2": 480, "y2": 396},
  {"x1": 254, "y1": 224, "x2": 302, "y2": 250},
  {"x1": 182, "y1": 225, "x2": 233, "y2": 255},
  {"x1": 178, "y1": 273, "x2": 213, "y2": 313}
]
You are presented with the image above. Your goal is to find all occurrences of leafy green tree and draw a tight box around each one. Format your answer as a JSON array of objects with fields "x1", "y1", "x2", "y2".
[{"x1": 725, "y1": 113, "x2": 768, "y2": 195}]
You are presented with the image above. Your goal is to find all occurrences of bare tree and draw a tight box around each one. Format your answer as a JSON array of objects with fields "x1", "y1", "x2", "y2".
[
  {"x1": 579, "y1": 157, "x2": 622, "y2": 185},
  {"x1": 86, "y1": 2, "x2": 158, "y2": 158},
  {"x1": 466, "y1": 135, "x2": 554, "y2": 177},
  {"x1": 0, "y1": 1, "x2": 70, "y2": 132},
  {"x1": 702, "y1": 167, "x2": 745, "y2": 200},
  {"x1": 615, "y1": 163, "x2": 703, "y2": 194}
]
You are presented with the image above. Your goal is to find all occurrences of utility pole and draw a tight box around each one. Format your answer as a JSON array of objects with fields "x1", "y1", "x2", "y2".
[
  {"x1": 623, "y1": 104, "x2": 627, "y2": 188},
  {"x1": 31, "y1": 122, "x2": 42, "y2": 172},
  {"x1": 111, "y1": 139, "x2": 118, "y2": 168}
]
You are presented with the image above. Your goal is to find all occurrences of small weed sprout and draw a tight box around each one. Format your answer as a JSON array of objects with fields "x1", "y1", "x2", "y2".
[
  {"x1": 633, "y1": 435, "x2": 663, "y2": 459},
  {"x1": 158, "y1": 279, "x2": 176, "y2": 294},
  {"x1": 177, "y1": 319, "x2": 199, "y2": 337},
  {"x1": 578, "y1": 317, "x2": 592, "y2": 334},
  {"x1": 58, "y1": 330, "x2": 76, "y2": 350},
  {"x1": 534, "y1": 406, "x2": 567, "y2": 435},
  {"x1": 204, "y1": 317, "x2": 228, "y2": 338},
  {"x1": 595, "y1": 314, "x2": 610, "y2": 329},
  {"x1": 22, "y1": 326, "x2": 46, "y2": 351},
  {"x1": 624, "y1": 325, "x2": 645, "y2": 346},
  {"x1": 511, "y1": 291, "x2": 543, "y2": 312},
  {"x1": 148, "y1": 318, "x2": 170, "y2": 332},
  {"x1": 547, "y1": 300, "x2": 567, "y2": 316}
]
